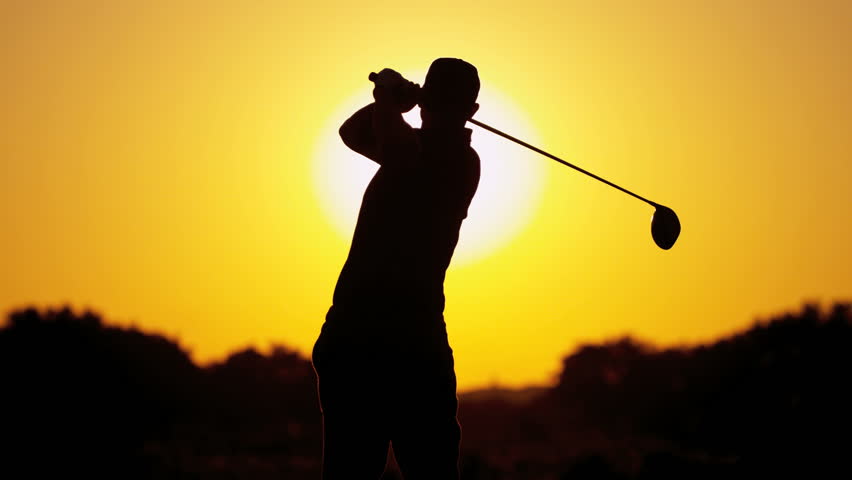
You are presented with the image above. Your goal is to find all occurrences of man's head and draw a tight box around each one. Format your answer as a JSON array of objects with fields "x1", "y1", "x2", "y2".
[{"x1": 419, "y1": 58, "x2": 480, "y2": 129}]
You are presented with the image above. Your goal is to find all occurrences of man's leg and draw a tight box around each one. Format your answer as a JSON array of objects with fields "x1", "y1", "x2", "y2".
[
  {"x1": 320, "y1": 409, "x2": 389, "y2": 480},
  {"x1": 392, "y1": 409, "x2": 461, "y2": 480},
  {"x1": 391, "y1": 321, "x2": 461, "y2": 480},
  {"x1": 313, "y1": 318, "x2": 391, "y2": 479}
]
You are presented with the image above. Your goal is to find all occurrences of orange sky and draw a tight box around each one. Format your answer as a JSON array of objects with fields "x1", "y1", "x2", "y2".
[{"x1": 2, "y1": 0, "x2": 850, "y2": 389}]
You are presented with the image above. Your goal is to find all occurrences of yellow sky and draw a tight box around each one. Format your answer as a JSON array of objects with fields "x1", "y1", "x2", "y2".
[{"x1": 2, "y1": 0, "x2": 850, "y2": 389}]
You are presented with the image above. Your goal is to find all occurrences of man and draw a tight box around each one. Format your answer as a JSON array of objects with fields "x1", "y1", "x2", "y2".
[{"x1": 312, "y1": 58, "x2": 481, "y2": 479}]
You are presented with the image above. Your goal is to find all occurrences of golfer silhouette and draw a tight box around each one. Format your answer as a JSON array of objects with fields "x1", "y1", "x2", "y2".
[{"x1": 312, "y1": 58, "x2": 480, "y2": 479}]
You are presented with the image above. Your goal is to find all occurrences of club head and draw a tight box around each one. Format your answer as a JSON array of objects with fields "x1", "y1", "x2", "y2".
[{"x1": 651, "y1": 205, "x2": 681, "y2": 250}]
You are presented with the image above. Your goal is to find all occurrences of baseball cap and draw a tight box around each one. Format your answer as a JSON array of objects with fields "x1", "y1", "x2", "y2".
[{"x1": 420, "y1": 58, "x2": 480, "y2": 112}]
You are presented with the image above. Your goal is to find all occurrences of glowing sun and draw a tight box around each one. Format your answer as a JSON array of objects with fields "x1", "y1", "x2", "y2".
[{"x1": 313, "y1": 82, "x2": 545, "y2": 265}]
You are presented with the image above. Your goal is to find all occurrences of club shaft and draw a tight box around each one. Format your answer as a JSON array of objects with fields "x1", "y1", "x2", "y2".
[{"x1": 468, "y1": 118, "x2": 656, "y2": 207}]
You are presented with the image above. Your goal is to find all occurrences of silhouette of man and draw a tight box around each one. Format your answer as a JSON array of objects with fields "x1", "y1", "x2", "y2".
[{"x1": 312, "y1": 58, "x2": 480, "y2": 479}]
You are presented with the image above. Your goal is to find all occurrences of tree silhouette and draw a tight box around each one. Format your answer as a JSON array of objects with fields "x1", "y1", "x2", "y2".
[
  {"x1": 0, "y1": 306, "x2": 201, "y2": 478},
  {"x1": 1, "y1": 302, "x2": 849, "y2": 478}
]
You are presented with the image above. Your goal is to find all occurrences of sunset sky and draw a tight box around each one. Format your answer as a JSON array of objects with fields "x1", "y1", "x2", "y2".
[{"x1": 2, "y1": 0, "x2": 850, "y2": 389}]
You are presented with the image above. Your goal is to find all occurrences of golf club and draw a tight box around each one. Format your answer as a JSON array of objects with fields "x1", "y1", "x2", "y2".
[
  {"x1": 367, "y1": 71, "x2": 681, "y2": 249},
  {"x1": 467, "y1": 118, "x2": 680, "y2": 250}
]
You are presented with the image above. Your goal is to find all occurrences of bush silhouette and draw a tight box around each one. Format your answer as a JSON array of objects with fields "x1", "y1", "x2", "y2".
[{"x1": 1, "y1": 302, "x2": 849, "y2": 478}]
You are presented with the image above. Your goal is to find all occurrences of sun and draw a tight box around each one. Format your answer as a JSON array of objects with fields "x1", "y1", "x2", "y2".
[{"x1": 313, "y1": 80, "x2": 545, "y2": 265}]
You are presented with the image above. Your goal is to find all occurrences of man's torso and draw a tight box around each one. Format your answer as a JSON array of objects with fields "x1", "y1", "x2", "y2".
[{"x1": 331, "y1": 127, "x2": 480, "y2": 318}]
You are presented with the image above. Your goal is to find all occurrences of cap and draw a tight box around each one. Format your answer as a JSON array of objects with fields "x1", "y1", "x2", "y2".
[{"x1": 420, "y1": 58, "x2": 480, "y2": 112}]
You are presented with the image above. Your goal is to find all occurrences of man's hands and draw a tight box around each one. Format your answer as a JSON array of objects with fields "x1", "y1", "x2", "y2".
[
  {"x1": 364, "y1": 69, "x2": 422, "y2": 163},
  {"x1": 369, "y1": 69, "x2": 420, "y2": 113}
]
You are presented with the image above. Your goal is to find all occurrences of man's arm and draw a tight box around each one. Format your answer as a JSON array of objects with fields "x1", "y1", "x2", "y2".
[
  {"x1": 339, "y1": 104, "x2": 381, "y2": 163},
  {"x1": 338, "y1": 69, "x2": 421, "y2": 165},
  {"x1": 371, "y1": 89, "x2": 420, "y2": 165}
]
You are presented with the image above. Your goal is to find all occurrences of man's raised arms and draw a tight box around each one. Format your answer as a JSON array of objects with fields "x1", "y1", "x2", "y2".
[{"x1": 338, "y1": 69, "x2": 421, "y2": 165}]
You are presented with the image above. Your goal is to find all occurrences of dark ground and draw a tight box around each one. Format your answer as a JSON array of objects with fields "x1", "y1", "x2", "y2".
[{"x1": 1, "y1": 302, "x2": 850, "y2": 479}]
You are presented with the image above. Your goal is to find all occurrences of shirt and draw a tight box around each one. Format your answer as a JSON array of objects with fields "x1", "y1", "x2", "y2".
[{"x1": 331, "y1": 115, "x2": 480, "y2": 320}]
